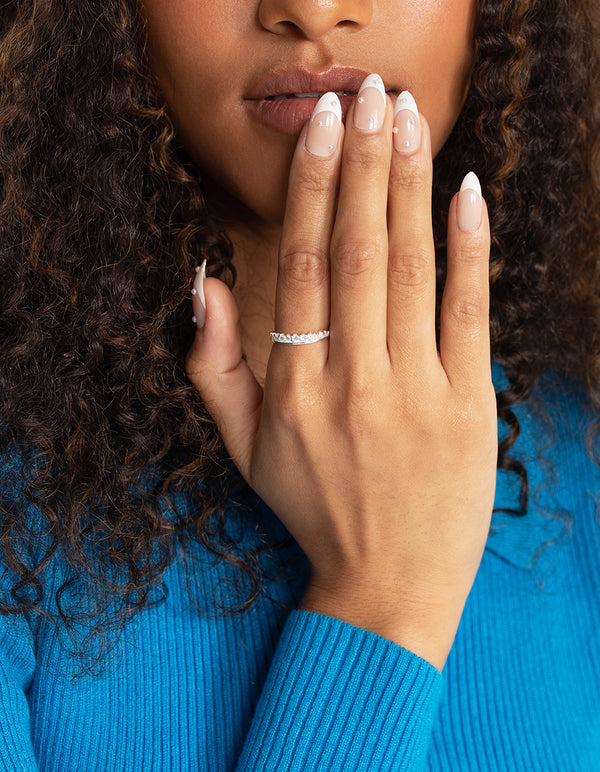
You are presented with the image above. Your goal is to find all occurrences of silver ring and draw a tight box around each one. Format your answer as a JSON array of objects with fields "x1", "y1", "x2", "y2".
[{"x1": 270, "y1": 330, "x2": 330, "y2": 345}]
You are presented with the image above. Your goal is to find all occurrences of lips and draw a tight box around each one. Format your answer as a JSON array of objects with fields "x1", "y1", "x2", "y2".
[
  {"x1": 262, "y1": 90, "x2": 357, "y2": 101},
  {"x1": 244, "y1": 66, "x2": 397, "y2": 136},
  {"x1": 245, "y1": 66, "x2": 374, "y2": 101}
]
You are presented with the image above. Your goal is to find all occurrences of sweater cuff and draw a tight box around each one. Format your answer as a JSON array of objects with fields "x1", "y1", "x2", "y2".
[{"x1": 236, "y1": 609, "x2": 443, "y2": 771}]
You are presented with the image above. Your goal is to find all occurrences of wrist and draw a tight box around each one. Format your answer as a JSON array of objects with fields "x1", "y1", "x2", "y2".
[{"x1": 299, "y1": 585, "x2": 464, "y2": 672}]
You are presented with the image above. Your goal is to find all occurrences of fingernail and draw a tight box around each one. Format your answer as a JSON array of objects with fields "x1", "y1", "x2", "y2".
[
  {"x1": 393, "y1": 91, "x2": 421, "y2": 155},
  {"x1": 353, "y1": 73, "x2": 386, "y2": 132},
  {"x1": 191, "y1": 259, "x2": 207, "y2": 329},
  {"x1": 457, "y1": 172, "x2": 482, "y2": 233},
  {"x1": 305, "y1": 92, "x2": 342, "y2": 158}
]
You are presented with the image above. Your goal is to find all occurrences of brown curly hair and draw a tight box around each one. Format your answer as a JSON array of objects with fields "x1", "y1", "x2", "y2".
[{"x1": 0, "y1": 0, "x2": 599, "y2": 670}]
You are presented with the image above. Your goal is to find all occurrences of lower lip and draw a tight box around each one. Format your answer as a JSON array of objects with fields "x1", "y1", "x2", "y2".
[{"x1": 244, "y1": 95, "x2": 355, "y2": 135}]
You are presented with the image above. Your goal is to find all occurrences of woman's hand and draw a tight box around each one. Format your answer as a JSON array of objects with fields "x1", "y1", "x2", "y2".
[{"x1": 186, "y1": 82, "x2": 497, "y2": 672}]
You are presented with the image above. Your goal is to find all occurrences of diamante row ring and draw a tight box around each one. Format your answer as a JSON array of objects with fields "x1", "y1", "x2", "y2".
[{"x1": 269, "y1": 330, "x2": 330, "y2": 345}]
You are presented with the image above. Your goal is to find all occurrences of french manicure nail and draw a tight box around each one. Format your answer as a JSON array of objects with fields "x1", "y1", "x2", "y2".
[
  {"x1": 457, "y1": 172, "x2": 482, "y2": 233},
  {"x1": 393, "y1": 91, "x2": 421, "y2": 155},
  {"x1": 191, "y1": 259, "x2": 207, "y2": 329},
  {"x1": 305, "y1": 92, "x2": 342, "y2": 157},
  {"x1": 353, "y1": 73, "x2": 386, "y2": 132}
]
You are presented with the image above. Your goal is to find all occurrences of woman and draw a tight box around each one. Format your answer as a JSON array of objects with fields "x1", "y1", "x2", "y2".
[{"x1": 0, "y1": 0, "x2": 598, "y2": 769}]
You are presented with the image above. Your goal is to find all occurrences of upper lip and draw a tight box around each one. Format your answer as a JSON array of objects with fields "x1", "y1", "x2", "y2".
[{"x1": 245, "y1": 66, "x2": 394, "y2": 100}]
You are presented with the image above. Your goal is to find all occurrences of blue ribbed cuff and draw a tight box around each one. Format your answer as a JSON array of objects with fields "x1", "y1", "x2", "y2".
[{"x1": 236, "y1": 609, "x2": 443, "y2": 771}]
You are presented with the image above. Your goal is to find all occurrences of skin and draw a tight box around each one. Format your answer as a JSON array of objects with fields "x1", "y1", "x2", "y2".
[
  {"x1": 142, "y1": 0, "x2": 476, "y2": 226},
  {"x1": 141, "y1": 0, "x2": 498, "y2": 671},
  {"x1": 141, "y1": 0, "x2": 478, "y2": 379}
]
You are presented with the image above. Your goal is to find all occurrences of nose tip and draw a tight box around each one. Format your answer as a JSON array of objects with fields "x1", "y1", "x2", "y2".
[{"x1": 258, "y1": 0, "x2": 373, "y2": 41}]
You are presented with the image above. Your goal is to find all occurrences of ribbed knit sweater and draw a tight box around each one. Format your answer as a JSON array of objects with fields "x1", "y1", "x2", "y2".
[{"x1": 1, "y1": 369, "x2": 599, "y2": 771}]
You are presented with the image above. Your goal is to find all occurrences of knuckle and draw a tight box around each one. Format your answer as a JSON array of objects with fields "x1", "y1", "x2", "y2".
[
  {"x1": 389, "y1": 249, "x2": 430, "y2": 288},
  {"x1": 278, "y1": 244, "x2": 327, "y2": 289},
  {"x1": 390, "y1": 158, "x2": 429, "y2": 193},
  {"x1": 271, "y1": 379, "x2": 307, "y2": 429},
  {"x1": 185, "y1": 350, "x2": 215, "y2": 382},
  {"x1": 455, "y1": 240, "x2": 485, "y2": 264},
  {"x1": 276, "y1": 393, "x2": 304, "y2": 430},
  {"x1": 449, "y1": 393, "x2": 493, "y2": 438},
  {"x1": 269, "y1": 369, "x2": 324, "y2": 427},
  {"x1": 344, "y1": 143, "x2": 382, "y2": 175},
  {"x1": 450, "y1": 398, "x2": 478, "y2": 432},
  {"x1": 442, "y1": 380, "x2": 497, "y2": 445},
  {"x1": 414, "y1": 399, "x2": 441, "y2": 437},
  {"x1": 445, "y1": 292, "x2": 486, "y2": 326},
  {"x1": 332, "y1": 238, "x2": 383, "y2": 278},
  {"x1": 295, "y1": 164, "x2": 332, "y2": 197},
  {"x1": 337, "y1": 370, "x2": 379, "y2": 426}
]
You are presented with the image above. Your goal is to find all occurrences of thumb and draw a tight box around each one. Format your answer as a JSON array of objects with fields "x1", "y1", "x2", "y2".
[{"x1": 185, "y1": 262, "x2": 263, "y2": 483}]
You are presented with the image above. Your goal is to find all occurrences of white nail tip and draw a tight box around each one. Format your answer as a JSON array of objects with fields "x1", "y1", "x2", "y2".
[
  {"x1": 394, "y1": 90, "x2": 418, "y2": 117},
  {"x1": 312, "y1": 92, "x2": 342, "y2": 122},
  {"x1": 358, "y1": 73, "x2": 386, "y2": 99},
  {"x1": 460, "y1": 171, "x2": 481, "y2": 196},
  {"x1": 193, "y1": 259, "x2": 207, "y2": 309}
]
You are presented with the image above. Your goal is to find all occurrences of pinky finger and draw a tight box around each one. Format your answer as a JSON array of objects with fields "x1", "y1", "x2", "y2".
[{"x1": 439, "y1": 172, "x2": 492, "y2": 389}]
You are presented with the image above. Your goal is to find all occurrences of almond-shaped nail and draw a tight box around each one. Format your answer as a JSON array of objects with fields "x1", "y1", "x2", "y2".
[
  {"x1": 457, "y1": 172, "x2": 482, "y2": 233},
  {"x1": 353, "y1": 73, "x2": 386, "y2": 132},
  {"x1": 305, "y1": 92, "x2": 342, "y2": 158},
  {"x1": 191, "y1": 259, "x2": 207, "y2": 329},
  {"x1": 393, "y1": 91, "x2": 421, "y2": 155}
]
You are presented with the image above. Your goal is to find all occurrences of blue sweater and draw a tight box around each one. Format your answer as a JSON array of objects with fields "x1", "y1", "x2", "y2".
[{"x1": 1, "y1": 370, "x2": 599, "y2": 771}]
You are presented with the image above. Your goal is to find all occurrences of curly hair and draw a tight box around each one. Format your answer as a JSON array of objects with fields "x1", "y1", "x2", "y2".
[{"x1": 0, "y1": 0, "x2": 599, "y2": 670}]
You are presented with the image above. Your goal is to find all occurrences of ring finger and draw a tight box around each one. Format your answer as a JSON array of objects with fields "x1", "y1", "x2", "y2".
[
  {"x1": 271, "y1": 93, "x2": 344, "y2": 370},
  {"x1": 386, "y1": 93, "x2": 437, "y2": 377}
]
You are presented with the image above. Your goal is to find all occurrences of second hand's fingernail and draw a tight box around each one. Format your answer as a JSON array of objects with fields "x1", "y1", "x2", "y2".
[
  {"x1": 353, "y1": 73, "x2": 386, "y2": 132},
  {"x1": 305, "y1": 92, "x2": 342, "y2": 158},
  {"x1": 457, "y1": 172, "x2": 483, "y2": 233},
  {"x1": 191, "y1": 259, "x2": 207, "y2": 329},
  {"x1": 393, "y1": 91, "x2": 421, "y2": 154}
]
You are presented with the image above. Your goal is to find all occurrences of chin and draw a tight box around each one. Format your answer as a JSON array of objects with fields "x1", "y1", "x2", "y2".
[{"x1": 235, "y1": 157, "x2": 295, "y2": 227}]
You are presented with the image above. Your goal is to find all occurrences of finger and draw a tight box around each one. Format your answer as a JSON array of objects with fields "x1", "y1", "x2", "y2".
[
  {"x1": 185, "y1": 269, "x2": 263, "y2": 483},
  {"x1": 439, "y1": 173, "x2": 492, "y2": 387},
  {"x1": 386, "y1": 93, "x2": 437, "y2": 375},
  {"x1": 328, "y1": 74, "x2": 393, "y2": 370},
  {"x1": 272, "y1": 93, "x2": 344, "y2": 369}
]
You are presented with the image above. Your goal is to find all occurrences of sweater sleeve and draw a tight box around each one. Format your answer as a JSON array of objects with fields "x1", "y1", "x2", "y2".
[
  {"x1": 0, "y1": 614, "x2": 38, "y2": 771},
  {"x1": 235, "y1": 609, "x2": 443, "y2": 772}
]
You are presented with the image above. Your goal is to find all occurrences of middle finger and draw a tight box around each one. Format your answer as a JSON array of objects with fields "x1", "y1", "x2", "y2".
[{"x1": 328, "y1": 74, "x2": 393, "y2": 372}]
